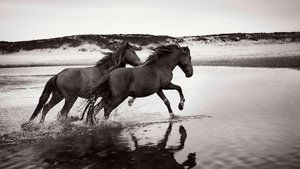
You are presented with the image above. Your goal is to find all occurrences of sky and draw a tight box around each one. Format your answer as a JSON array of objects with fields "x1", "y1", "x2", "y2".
[{"x1": 0, "y1": 0, "x2": 300, "y2": 41}]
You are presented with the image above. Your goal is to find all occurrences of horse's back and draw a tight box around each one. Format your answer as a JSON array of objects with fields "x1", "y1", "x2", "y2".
[
  {"x1": 56, "y1": 67, "x2": 105, "y2": 98},
  {"x1": 57, "y1": 67, "x2": 82, "y2": 85}
]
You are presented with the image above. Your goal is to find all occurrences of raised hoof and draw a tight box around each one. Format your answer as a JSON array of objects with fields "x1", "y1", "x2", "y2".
[
  {"x1": 128, "y1": 99, "x2": 134, "y2": 107},
  {"x1": 179, "y1": 125, "x2": 186, "y2": 134},
  {"x1": 178, "y1": 102, "x2": 184, "y2": 110}
]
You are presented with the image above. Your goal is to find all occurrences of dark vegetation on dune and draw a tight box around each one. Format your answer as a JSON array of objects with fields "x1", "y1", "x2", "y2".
[
  {"x1": 1, "y1": 32, "x2": 300, "y2": 54},
  {"x1": 186, "y1": 32, "x2": 300, "y2": 43},
  {"x1": 0, "y1": 34, "x2": 180, "y2": 54}
]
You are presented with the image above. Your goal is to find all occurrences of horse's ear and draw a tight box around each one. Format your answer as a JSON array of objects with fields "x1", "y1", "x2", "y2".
[{"x1": 121, "y1": 42, "x2": 128, "y2": 47}]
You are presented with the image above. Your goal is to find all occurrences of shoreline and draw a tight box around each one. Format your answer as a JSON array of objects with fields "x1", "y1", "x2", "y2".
[{"x1": 1, "y1": 56, "x2": 299, "y2": 69}]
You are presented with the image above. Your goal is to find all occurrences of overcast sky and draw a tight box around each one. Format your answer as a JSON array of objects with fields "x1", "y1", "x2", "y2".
[{"x1": 0, "y1": 0, "x2": 299, "y2": 41}]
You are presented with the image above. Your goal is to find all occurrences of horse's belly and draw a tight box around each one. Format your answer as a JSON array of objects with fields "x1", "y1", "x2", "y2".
[
  {"x1": 129, "y1": 82, "x2": 158, "y2": 97},
  {"x1": 130, "y1": 89, "x2": 155, "y2": 97}
]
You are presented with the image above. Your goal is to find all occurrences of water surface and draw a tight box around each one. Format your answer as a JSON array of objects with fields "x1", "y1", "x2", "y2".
[{"x1": 0, "y1": 66, "x2": 300, "y2": 168}]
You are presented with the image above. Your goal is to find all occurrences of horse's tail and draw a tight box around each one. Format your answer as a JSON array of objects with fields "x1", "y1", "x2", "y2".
[
  {"x1": 81, "y1": 75, "x2": 110, "y2": 120},
  {"x1": 93, "y1": 75, "x2": 110, "y2": 98},
  {"x1": 29, "y1": 75, "x2": 58, "y2": 121},
  {"x1": 80, "y1": 97, "x2": 107, "y2": 121}
]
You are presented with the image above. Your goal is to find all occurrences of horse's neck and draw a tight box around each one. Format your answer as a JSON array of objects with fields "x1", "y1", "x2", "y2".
[
  {"x1": 112, "y1": 60, "x2": 125, "y2": 70},
  {"x1": 96, "y1": 56, "x2": 125, "y2": 72},
  {"x1": 152, "y1": 55, "x2": 178, "y2": 71},
  {"x1": 118, "y1": 62, "x2": 126, "y2": 68}
]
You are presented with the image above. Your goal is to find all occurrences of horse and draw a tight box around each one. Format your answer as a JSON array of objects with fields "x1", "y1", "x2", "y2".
[
  {"x1": 84, "y1": 44, "x2": 193, "y2": 126},
  {"x1": 28, "y1": 42, "x2": 142, "y2": 123}
]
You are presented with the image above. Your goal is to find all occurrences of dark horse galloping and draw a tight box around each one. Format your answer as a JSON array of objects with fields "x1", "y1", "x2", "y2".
[
  {"x1": 84, "y1": 44, "x2": 193, "y2": 125},
  {"x1": 28, "y1": 42, "x2": 142, "y2": 123}
]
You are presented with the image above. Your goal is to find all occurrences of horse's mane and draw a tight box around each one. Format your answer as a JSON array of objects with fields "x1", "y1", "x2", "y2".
[
  {"x1": 143, "y1": 44, "x2": 180, "y2": 65},
  {"x1": 95, "y1": 43, "x2": 128, "y2": 70}
]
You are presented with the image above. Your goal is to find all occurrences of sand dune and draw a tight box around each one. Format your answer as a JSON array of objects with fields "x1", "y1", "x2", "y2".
[{"x1": 1, "y1": 32, "x2": 300, "y2": 68}]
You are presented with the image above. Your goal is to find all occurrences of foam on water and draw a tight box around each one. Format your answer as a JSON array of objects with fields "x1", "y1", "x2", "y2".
[{"x1": 0, "y1": 113, "x2": 210, "y2": 145}]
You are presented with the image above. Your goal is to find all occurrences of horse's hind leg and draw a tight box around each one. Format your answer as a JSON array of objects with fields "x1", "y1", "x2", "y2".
[
  {"x1": 85, "y1": 98, "x2": 106, "y2": 125},
  {"x1": 40, "y1": 92, "x2": 63, "y2": 123},
  {"x1": 157, "y1": 89, "x2": 174, "y2": 118},
  {"x1": 59, "y1": 97, "x2": 77, "y2": 119},
  {"x1": 103, "y1": 96, "x2": 126, "y2": 120}
]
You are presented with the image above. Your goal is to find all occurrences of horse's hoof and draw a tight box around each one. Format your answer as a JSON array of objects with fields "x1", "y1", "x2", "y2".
[
  {"x1": 178, "y1": 102, "x2": 184, "y2": 110},
  {"x1": 57, "y1": 115, "x2": 65, "y2": 120},
  {"x1": 128, "y1": 100, "x2": 133, "y2": 106},
  {"x1": 90, "y1": 122, "x2": 95, "y2": 127},
  {"x1": 179, "y1": 125, "x2": 186, "y2": 134},
  {"x1": 70, "y1": 116, "x2": 79, "y2": 122},
  {"x1": 103, "y1": 116, "x2": 109, "y2": 120},
  {"x1": 21, "y1": 121, "x2": 40, "y2": 132},
  {"x1": 21, "y1": 121, "x2": 30, "y2": 127},
  {"x1": 170, "y1": 113, "x2": 175, "y2": 118},
  {"x1": 21, "y1": 121, "x2": 31, "y2": 130},
  {"x1": 86, "y1": 120, "x2": 95, "y2": 127}
]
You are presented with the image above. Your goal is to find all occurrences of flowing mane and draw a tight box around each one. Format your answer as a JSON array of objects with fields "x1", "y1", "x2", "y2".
[
  {"x1": 143, "y1": 44, "x2": 180, "y2": 65},
  {"x1": 95, "y1": 43, "x2": 128, "y2": 70}
]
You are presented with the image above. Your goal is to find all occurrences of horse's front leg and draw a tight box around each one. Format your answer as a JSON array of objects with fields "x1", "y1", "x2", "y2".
[
  {"x1": 156, "y1": 89, "x2": 174, "y2": 118},
  {"x1": 163, "y1": 83, "x2": 185, "y2": 110}
]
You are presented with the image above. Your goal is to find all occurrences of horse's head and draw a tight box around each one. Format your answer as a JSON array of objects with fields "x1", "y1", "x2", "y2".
[
  {"x1": 123, "y1": 42, "x2": 142, "y2": 66},
  {"x1": 178, "y1": 46, "x2": 193, "y2": 78}
]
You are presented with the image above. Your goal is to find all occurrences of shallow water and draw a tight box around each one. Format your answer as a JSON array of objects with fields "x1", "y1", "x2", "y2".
[{"x1": 0, "y1": 66, "x2": 300, "y2": 168}]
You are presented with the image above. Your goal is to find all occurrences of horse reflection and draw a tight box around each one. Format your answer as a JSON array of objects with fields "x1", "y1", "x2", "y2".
[
  {"x1": 131, "y1": 123, "x2": 196, "y2": 169},
  {"x1": 37, "y1": 123, "x2": 196, "y2": 169}
]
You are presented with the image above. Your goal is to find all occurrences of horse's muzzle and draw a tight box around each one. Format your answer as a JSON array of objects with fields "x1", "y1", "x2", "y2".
[
  {"x1": 185, "y1": 72, "x2": 193, "y2": 78},
  {"x1": 184, "y1": 66, "x2": 193, "y2": 78}
]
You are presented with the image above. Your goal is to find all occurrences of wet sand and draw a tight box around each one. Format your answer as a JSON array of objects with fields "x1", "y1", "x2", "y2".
[{"x1": 1, "y1": 66, "x2": 300, "y2": 168}]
